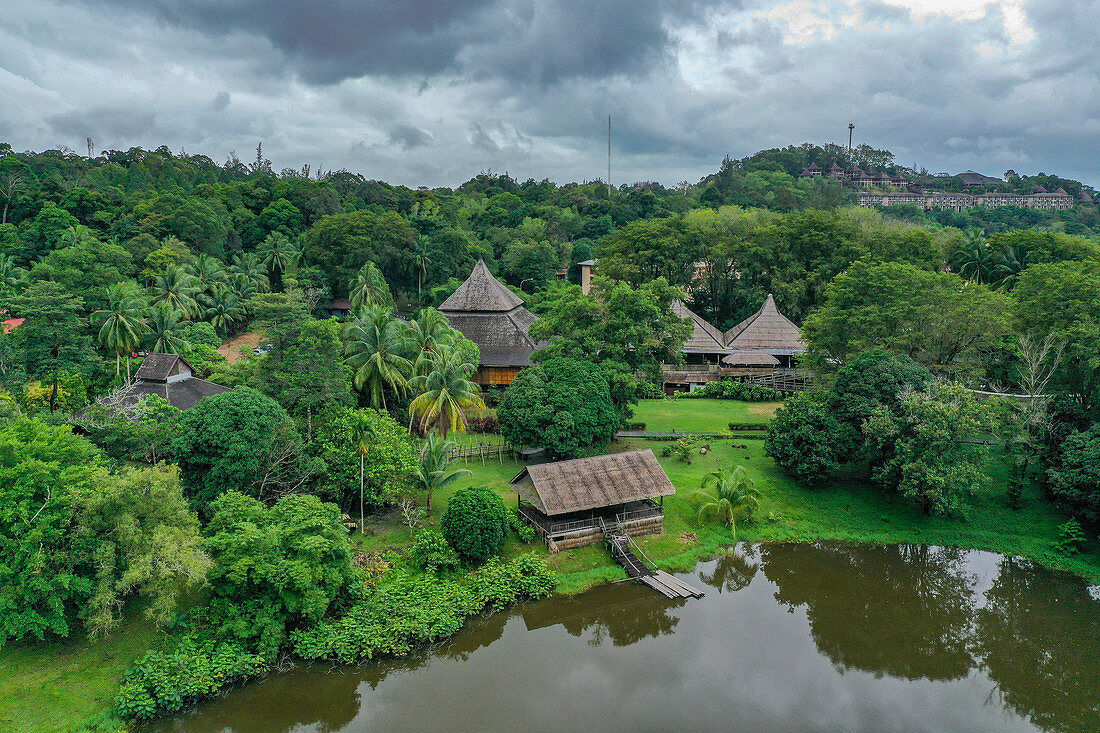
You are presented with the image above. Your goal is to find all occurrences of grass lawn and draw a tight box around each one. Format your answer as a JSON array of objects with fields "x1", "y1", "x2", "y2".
[
  {"x1": 631, "y1": 398, "x2": 781, "y2": 432},
  {"x1": 0, "y1": 614, "x2": 160, "y2": 733},
  {"x1": 356, "y1": 397, "x2": 1100, "y2": 592}
]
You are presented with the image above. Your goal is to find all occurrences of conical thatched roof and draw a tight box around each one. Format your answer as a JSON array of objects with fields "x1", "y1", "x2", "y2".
[
  {"x1": 440, "y1": 260, "x2": 542, "y2": 367},
  {"x1": 439, "y1": 259, "x2": 524, "y2": 312},
  {"x1": 672, "y1": 300, "x2": 726, "y2": 353},
  {"x1": 723, "y1": 294, "x2": 805, "y2": 355},
  {"x1": 510, "y1": 449, "x2": 676, "y2": 516}
]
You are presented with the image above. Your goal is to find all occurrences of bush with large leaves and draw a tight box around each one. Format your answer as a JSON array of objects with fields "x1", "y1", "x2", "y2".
[{"x1": 440, "y1": 485, "x2": 508, "y2": 564}]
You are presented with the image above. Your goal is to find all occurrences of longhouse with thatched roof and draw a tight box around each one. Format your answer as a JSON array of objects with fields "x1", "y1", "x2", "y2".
[
  {"x1": 723, "y1": 293, "x2": 805, "y2": 366},
  {"x1": 511, "y1": 449, "x2": 675, "y2": 549},
  {"x1": 439, "y1": 259, "x2": 542, "y2": 387}
]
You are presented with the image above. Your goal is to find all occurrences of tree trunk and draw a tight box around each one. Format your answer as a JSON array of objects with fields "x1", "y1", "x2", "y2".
[
  {"x1": 49, "y1": 378, "x2": 59, "y2": 412},
  {"x1": 1, "y1": 202, "x2": 7, "y2": 226},
  {"x1": 426, "y1": 488, "x2": 432, "y2": 516},
  {"x1": 115, "y1": 353, "x2": 120, "y2": 376},
  {"x1": 359, "y1": 453, "x2": 365, "y2": 535},
  {"x1": 306, "y1": 405, "x2": 312, "y2": 440},
  {"x1": 125, "y1": 354, "x2": 131, "y2": 380}
]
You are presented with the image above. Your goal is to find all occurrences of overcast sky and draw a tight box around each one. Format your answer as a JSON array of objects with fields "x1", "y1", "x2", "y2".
[{"x1": 2, "y1": 0, "x2": 1097, "y2": 188}]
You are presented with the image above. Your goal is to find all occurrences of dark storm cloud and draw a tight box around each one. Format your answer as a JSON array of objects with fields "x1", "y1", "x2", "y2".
[
  {"x1": 5, "y1": 0, "x2": 1098, "y2": 187},
  {"x1": 68, "y1": 0, "x2": 711, "y2": 86},
  {"x1": 388, "y1": 123, "x2": 432, "y2": 149},
  {"x1": 209, "y1": 91, "x2": 230, "y2": 111}
]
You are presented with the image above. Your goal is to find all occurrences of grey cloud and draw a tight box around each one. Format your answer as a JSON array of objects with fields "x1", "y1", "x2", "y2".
[
  {"x1": 388, "y1": 123, "x2": 432, "y2": 149},
  {"x1": 69, "y1": 0, "x2": 716, "y2": 86},
  {"x1": 209, "y1": 91, "x2": 230, "y2": 111},
  {"x1": 5, "y1": 0, "x2": 1097, "y2": 188},
  {"x1": 48, "y1": 105, "x2": 157, "y2": 139}
]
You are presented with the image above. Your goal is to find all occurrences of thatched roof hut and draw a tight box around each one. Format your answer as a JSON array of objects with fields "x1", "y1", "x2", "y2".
[
  {"x1": 672, "y1": 300, "x2": 726, "y2": 354},
  {"x1": 510, "y1": 449, "x2": 676, "y2": 516},
  {"x1": 723, "y1": 294, "x2": 805, "y2": 356},
  {"x1": 440, "y1": 260, "x2": 542, "y2": 379}
]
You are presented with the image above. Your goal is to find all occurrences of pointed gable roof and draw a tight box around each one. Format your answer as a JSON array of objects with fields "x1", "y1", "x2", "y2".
[
  {"x1": 135, "y1": 353, "x2": 192, "y2": 382},
  {"x1": 439, "y1": 260, "x2": 543, "y2": 368},
  {"x1": 439, "y1": 259, "x2": 524, "y2": 312},
  {"x1": 671, "y1": 300, "x2": 726, "y2": 353},
  {"x1": 723, "y1": 294, "x2": 805, "y2": 355}
]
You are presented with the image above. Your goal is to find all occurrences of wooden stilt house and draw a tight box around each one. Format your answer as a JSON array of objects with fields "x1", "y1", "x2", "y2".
[{"x1": 511, "y1": 449, "x2": 676, "y2": 550}]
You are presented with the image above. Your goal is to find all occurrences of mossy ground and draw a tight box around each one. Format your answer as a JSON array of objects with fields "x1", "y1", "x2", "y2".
[{"x1": 4, "y1": 398, "x2": 1098, "y2": 732}]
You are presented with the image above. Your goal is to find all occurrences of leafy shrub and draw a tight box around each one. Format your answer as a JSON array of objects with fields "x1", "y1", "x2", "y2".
[
  {"x1": 408, "y1": 529, "x2": 460, "y2": 571},
  {"x1": 673, "y1": 437, "x2": 693, "y2": 463},
  {"x1": 203, "y1": 491, "x2": 360, "y2": 656},
  {"x1": 114, "y1": 635, "x2": 267, "y2": 721},
  {"x1": 1047, "y1": 425, "x2": 1100, "y2": 522},
  {"x1": 441, "y1": 485, "x2": 508, "y2": 563},
  {"x1": 680, "y1": 380, "x2": 782, "y2": 402},
  {"x1": 623, "y1": 421, "x2": 647, "y2": 431},
  {"x1": 660, "y1": 444, "x2": 673, "y2": 457},
  {"x1": 728, "y1": 422, "x2": 767, "y2": 431},
  {"x1": 466, "y1": 411, "x2": 499, "y2": 433},
  {"x1": 507, "y1": 508, "x2": 539, "y2": 543},
  {"x1": 1056, "y1": 518, "x2": 1087, "y2": 555},
  {"x1": 292, "y1": 555, "x2": 554, "y2": 664},
  {"x1": 764, "y1": 391, "x2": 841, "y2": 483},
  {"x1": 634, "y1": 381, "x2": 665, "y2": 400}
]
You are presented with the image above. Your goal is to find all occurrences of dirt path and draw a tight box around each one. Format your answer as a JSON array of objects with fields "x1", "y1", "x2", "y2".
[{"x1": 218, "y1": 329, "x2": 265, "y2": 363}]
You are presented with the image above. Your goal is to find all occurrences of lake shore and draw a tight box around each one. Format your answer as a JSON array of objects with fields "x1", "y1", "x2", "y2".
[{"x1": 3, "y1": 399, "x2": 1099, "y2": 732}]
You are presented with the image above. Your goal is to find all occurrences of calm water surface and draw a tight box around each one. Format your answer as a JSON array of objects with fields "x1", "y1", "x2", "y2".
[{"x1": 149, "y1": 543, "x2": 1100, "y2": 733}]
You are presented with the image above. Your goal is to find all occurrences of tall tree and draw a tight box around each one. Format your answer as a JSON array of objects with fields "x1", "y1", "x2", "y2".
[
  {"x1": 10, "y1": 282, "x2": 98, "y2": 411},
  {"x1": 407, "y1": 345, "x2": 485, "y2": 436},
  {"x1": 343, "y1": 306, "x2": 411, "y2": 412},
  {"x1": 151, "y1": 264, "x2": 200, "y2": 319},
  {"x1": 91, "y1": 281, "x2": 149, "y2": 377},
  {"x1": 349, "y1": 261, "x2": 394, "y2": 313},
  {"x1": 413, "y1": 432, "x2": 471, "y2": 515}
]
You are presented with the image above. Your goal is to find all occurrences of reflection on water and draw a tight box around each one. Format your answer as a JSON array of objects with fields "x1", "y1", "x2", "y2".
[
  {"x1": 761, "y1": 543, "x2": 977, "y2": 681},
  {"x1": 146, "y1": 543, "x2": 1100, "y2": 733}
]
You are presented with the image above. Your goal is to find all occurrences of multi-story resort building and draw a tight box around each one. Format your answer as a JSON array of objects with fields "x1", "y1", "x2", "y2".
[{"x1": 858, "y1": 187, "x2": 1084, "y2": 212}]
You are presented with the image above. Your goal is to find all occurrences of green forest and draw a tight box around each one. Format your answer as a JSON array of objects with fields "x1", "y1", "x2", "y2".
[{"x1": 2, "y1": 139, "x2": 1100, "y2": 731}]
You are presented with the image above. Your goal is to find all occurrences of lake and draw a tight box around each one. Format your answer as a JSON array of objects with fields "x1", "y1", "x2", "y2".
[{"x1": 147, "y1": 543, "x2": 1100, "y2": 733}]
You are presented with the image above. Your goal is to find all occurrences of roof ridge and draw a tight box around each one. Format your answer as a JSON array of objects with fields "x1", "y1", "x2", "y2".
[{"x1": 439, "y1": 259, "x2": 525, "y2": 313}]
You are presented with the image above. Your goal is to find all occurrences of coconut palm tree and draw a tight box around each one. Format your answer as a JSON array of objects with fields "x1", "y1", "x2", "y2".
[
  {"x1": 257, "y1": 232, "x2": 299, "y2": 287},
  {"x1": 91, "y1": 282, "x2": 149, "y2": 377},
  {"x1": 691, "y1": 464, "x2": 762, "y2": 538},
  {"x1": 228, "y1": 272, "x2": 258, "y2": 302},
  {"x1": 144, "y1": 303, "x2": 188, "y2": 354},
  {"x1": 57, "y1": 225, "x2": 99, "y2": 248},
  {"x1": 349, "y1": 261, "x2": 394, "y2": 313},
  {"x1": 351, "y1": 412, "x2": 380, "y2": 535},
  {"x1": 406, "y1": 307, "x2": 453, "y2": 375},
  {"x1": 413, "y1": 235, "x2": 432, "y2": 303},
  {"x1": 949, "y1": 229, "x2": 997, "y2": 284},
  {"x1": 343, "y1": 305, "x2": 412, "y2": 413},
  {"x1": 229, "y1": 252, "x2": 271, "y2": 294},
  {"x1": 151, "y1": 264, "x2": 200, "y2": 318},
  {"x1": 204, "y1": 285, "x2": 244, "y2": 335},
  {"x1": 407, "y1": 345, "x2": 485, "y2": 436},
  {"x1": 414, "y1": 432, "x2": 471, "y2": 515},
  {"x1": 992, "y1": 245, "x2": 1028, "y2": 290},
  {"x1": 0, "y1": 254, "x2": 26, "y2": 289},
  {"x1": 185, "y1": 253, "x2": 227, "y2": 298}
]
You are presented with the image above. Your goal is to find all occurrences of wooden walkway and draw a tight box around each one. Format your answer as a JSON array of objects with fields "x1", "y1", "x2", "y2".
[{"x1": 599, "y1": 518, "x2": 704, "y2": 600}]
